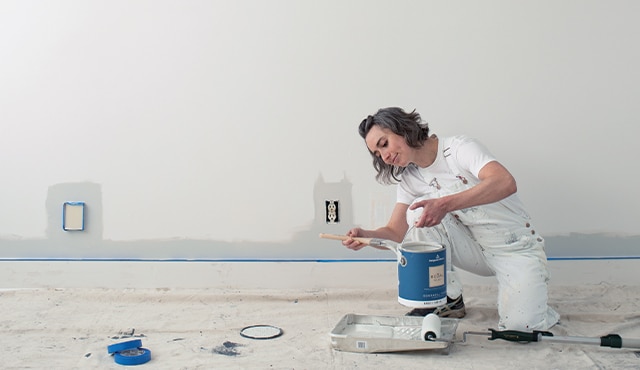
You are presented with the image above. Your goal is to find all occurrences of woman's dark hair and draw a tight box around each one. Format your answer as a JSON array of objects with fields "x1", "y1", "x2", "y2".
[{"x1": 358, "y1": 107, "x2": 430, "y2": 184}]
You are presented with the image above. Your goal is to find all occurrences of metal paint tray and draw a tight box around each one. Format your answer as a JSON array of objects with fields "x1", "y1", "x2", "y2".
[{"x1": 330, "y1": 313, "x2": 458, "y2": 353}]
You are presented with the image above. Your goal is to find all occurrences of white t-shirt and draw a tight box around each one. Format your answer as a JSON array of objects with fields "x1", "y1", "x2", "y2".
[{"x1": 397, "y1": 135, "x2": 531, "y2": 225}]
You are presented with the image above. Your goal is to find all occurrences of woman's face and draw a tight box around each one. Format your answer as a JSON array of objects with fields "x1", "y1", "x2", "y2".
[{"x1": 365, "y1": 125, "x2": 411, "y2": 167}]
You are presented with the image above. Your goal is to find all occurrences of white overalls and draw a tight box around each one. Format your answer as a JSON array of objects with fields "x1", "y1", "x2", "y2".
[{"x1": 401, "y1": 136, "x2": 560, "y2": 331}]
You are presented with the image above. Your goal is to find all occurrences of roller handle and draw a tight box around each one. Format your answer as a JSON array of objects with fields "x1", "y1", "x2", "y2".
[
  {"x1": 318, "y1": 233, "x2": 373, "y2": 245},
  {"x1": 489, "y1": 330, "x2": 640, "y2": 349},
  {"x1": 619, "y1": 337, "x2": 640, "y2": 349},
  {"x1": 489, "y1": 329, "x2": 553, "y2": 342},
  {"x1": 602, "y1": 334, "x2": 640, "y2": 349}
]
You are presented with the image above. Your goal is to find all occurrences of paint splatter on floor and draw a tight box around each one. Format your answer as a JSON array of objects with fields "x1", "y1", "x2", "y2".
[{"x1": 212, "y1": 341, "x2": 242, "y2": 356}]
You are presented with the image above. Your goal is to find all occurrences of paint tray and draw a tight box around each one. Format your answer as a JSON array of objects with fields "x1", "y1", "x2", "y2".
[{"x1": 330, "y1": 313, "x2": 458, "y2": 353}]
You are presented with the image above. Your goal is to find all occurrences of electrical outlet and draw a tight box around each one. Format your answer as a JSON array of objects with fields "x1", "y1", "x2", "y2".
[{"x1": 325, "y1": 200, "x2": 340, "y2": 224}]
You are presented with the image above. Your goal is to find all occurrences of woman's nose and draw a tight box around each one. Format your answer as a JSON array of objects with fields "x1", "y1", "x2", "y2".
[{"x1": 382, "y1": 150, "x2": 392, "y2": 163}]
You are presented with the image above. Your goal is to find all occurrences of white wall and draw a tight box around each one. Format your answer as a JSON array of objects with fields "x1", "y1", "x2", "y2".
[{"x1": 1, "y1": 1, "x2": 639, "y2": 258}]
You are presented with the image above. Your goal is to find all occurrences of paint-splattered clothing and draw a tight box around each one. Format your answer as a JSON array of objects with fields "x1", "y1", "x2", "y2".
[{"x1": 397, "y1": 135, "x2": 560, "y2": 331}]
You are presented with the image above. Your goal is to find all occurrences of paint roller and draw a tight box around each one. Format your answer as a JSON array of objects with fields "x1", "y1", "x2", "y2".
[{"x1": 421, "y1": 313, "x2": 442, "y2": 341}]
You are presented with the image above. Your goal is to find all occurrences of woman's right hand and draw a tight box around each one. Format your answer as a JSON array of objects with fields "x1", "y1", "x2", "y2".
[
  {"x1": 342, "y1": 203, "x2": 410, "y2": 251},
  {"x1": 342, "y1": 227, "x2": 368, "y2": 251}
]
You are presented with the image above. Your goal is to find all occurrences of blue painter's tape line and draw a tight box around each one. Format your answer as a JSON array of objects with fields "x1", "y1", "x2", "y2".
[
  {"x1": 107, "y1": 339, "x2": 142, "y2": 354},
  {"x1": 114, "y1": 348, "x2": 151, "y2": 366}
]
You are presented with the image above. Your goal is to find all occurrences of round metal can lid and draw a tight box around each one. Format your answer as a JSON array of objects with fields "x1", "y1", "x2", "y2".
[{"x1": 240, "y1": 325, "x2": 283, "y2": 340}]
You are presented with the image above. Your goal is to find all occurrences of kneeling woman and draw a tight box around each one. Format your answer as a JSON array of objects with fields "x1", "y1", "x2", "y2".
[{"x1": 342, "y1": 107, "x2": 559, "y2": 331}]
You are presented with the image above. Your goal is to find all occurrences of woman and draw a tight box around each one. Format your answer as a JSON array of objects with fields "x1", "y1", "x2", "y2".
[{"x1": 343, "y1": 107, "x2": 559, "y2": 331}]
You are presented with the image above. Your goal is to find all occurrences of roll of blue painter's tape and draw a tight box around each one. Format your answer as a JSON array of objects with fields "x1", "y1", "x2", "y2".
[
  {"x1": 107, "y1": 339, "x2": 143, "y2": 354},
  {"x1": 114, "y1": 348, "x2": 152, "y2": 366}
]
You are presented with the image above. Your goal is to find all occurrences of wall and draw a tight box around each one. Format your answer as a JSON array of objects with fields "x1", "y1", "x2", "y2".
[{"x1": 1, "y1": 0, "x2": 639, "y2": 261}]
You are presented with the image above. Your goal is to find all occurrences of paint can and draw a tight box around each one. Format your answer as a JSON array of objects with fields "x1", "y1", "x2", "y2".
[{"x1": 396, "y1": 241, "x2": 447, "y2": 308}]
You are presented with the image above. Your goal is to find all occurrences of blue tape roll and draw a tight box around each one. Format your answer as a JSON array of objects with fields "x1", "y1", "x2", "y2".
[
  {"x1": 107, "y1": 339, "x2": 143, "y2": 354},
  {"x1": 114, "y1": 348, "x2": 152, "y2": 366}
]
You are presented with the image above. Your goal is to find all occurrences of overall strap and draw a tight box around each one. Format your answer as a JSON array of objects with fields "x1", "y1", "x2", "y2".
[{"x1": 442, "y1": 144, "x2": 477, "y2": 186}]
